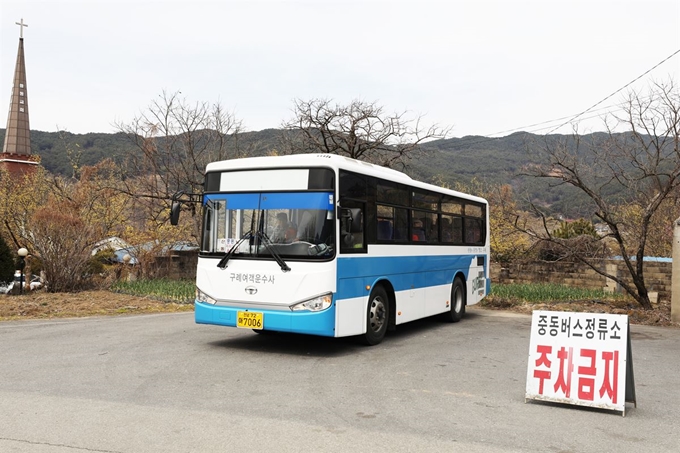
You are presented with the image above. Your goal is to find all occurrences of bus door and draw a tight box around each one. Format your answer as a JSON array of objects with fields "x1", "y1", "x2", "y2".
[{"x1": 467, "y1": 255, "x2": 487, "y2": 304}]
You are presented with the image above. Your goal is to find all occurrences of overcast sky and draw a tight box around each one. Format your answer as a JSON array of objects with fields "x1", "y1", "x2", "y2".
[{"x1": 1, "y1": 0, "x2": 679, "y2": 138}]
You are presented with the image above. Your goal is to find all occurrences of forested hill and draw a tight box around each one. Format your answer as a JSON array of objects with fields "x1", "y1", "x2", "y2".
[
  {"x1": 0, "y1": 130, "x2": 131, "y2": 176},
  {"x1": 0, "y1": 129, "x2": 283, "y2": 177},
  {"x1": 0, "y1": 128, "x2": 598, "y2": 217},
  {"x1": 413, "y1": 132, "x2": 590, "y2": 215}
]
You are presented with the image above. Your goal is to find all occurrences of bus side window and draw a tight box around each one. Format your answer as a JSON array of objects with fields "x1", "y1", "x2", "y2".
[
  {"x1": 377, "y1": 219, "x2": 393, "y2": 240},
  {"x1": 340, "y1": 204, "x2": 366, "y2": 253},
  {"x1": 394, "y1": 208, "x2": 408, "y2": 241},
  {"x1": 452, "y1": 217, "x2": 463, "y2": 244},
  {"x1": 411, "y1": 210, "x2": 429, "y2": 242},
  {"x1": 464, "y1": 218, "x2": 482, "y2": 244}
]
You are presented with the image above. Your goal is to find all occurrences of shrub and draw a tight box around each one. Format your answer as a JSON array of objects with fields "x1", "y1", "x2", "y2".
[
  {"x1": 537, "y1": 235, "x2": 609, "y2": 262},
  {"x1": 553, "y1": 219, "x2": 598, "y2": 239},
  {"x1": 537, "y1": 219, "x2": 606, "y2": 262},
  {"x1": 29, "y1": 207, "x2": 98, "y2": 292}
]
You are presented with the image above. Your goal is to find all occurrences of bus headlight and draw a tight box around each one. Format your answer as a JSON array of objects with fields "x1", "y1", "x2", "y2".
[
  {"x1": 291, "y1": 293, "x2": 333, "y2": 312},
  {"x1": 196, "y1": 287, "x2": 217, "y2": 305}
]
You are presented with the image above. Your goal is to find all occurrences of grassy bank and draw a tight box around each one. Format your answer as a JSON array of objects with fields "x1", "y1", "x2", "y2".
[
  {"x1": 111, "y1": 278, "x2": 195, "y2": 304},
  {"x1": 487, "y1": 283, "x2": 628, "y2": 304}
]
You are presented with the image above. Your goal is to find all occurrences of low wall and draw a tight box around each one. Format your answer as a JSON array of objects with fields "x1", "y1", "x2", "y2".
[
  {"x1": 154, "y1": 251, "x2": 198, "y2": 280},
  {"x1": 491, "y1": 259, "x2": 673, "y2": 303}
]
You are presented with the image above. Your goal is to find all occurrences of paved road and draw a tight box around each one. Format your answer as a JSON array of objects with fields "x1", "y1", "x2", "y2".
[{"x1": 1, "y1": 308, "x2": 679, "y2": 452}]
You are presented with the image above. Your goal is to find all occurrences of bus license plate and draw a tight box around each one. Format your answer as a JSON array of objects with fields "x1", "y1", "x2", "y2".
[{"x1": 237, "y1": 311, "x2": 263, "y2": 330}]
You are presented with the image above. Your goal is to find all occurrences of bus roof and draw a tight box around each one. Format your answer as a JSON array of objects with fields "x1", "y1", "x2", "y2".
[{"x1": 205, "y1": 154, "x2": 487, "y2": 205}]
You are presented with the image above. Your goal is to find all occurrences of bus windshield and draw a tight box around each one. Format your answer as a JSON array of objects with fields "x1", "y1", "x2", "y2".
[{"x1": 201, "y1": 191, "x2": 335, "y2": 260}]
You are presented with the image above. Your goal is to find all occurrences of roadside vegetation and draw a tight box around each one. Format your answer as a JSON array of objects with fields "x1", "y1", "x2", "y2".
[
  {"x1": 111, "y1": 278, "x2": 195, "y2": 304},
  {"x1": 486, "y1": 282, "x2": 629, "y2": 306},
  {"x1": 0, "y1": 290, "x2": 193, "y2": 321},
  {"x1": 480, "y1": 282, "x2": 674, "y2": 326},
  {"x1": 1, "y1": 281, "x2": 673, "y2": 326}
]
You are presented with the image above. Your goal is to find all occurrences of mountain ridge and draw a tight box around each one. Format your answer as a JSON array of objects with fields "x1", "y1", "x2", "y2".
[{"x1": 0, "y1": 128, "x2": 606, "y2": 217}]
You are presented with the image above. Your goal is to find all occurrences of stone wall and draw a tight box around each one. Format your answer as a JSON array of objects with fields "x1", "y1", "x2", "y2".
[
  {"x1": 491, "y1": 259, "x2": 673, "y2": 303},
  {"x1": 153, "y1": 251, "x2": 198, "y2": 280}
]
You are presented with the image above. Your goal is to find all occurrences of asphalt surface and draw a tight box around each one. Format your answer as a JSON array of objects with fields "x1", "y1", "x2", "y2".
[{"x1": 1, "y1": 307, "x2": 679, "y2": 452}]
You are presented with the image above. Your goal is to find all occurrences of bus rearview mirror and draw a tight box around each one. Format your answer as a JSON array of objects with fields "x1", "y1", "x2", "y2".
[
  {"x1": 339, "y1": 207, "x2": 363, "y2": 234},
  {"x1": 170, "y1": 201, "x2": 181, "y2": 226}
]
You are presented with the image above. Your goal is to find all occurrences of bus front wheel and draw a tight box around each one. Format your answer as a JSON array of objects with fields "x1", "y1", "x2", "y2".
[
  {"x1": 362, "y1": 286, "x2": 389, "y2": 345},
  {"x1": 442, "y1": 277, "x2": 466, "y2": 323}
]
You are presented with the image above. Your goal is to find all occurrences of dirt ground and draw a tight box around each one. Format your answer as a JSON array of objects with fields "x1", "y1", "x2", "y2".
[
  {"x1": 0, "y1": 290, "x2": 193, "y2": 321},
  {"x1": 480, "y1": 297, "x2": 679, "y2": 328},
  {"x1": 1, "y1": 289, "x2": 677, "y2": 327}
]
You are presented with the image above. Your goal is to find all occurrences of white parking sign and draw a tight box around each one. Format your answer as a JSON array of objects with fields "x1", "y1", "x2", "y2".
[{"x1": 525, "y1": 311, "x2": 636, "y2": 415}]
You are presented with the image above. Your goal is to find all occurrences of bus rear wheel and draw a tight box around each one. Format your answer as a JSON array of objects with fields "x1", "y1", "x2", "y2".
[
  {"x1": 442, "y1": 277, "x2": 466, "y2": 323},
  {"x1": 362, "y1": 286, "x2": 389, "y2": 345}
]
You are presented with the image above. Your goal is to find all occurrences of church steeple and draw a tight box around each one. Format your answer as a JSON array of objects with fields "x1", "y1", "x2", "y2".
[{"x1": 1, "y1": 18, "x2": 40, "y2": 175}]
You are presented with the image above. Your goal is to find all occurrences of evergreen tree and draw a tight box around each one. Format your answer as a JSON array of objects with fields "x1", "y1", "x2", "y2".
[{"x1": 0, "y1": 234, "x2": 15, "y2": 284}]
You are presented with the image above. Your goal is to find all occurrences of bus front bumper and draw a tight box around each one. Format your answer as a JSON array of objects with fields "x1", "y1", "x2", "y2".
[{"x1": 194, "y1": 301, "x2": 337, "y2": 337}]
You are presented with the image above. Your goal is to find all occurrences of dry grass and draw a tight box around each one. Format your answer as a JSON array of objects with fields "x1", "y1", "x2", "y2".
[
  {"x1": 0, "y1": 290, "x2": 193, "y2": 321},
  {"x1": 1, "y1": 289, "x2": 677, "y2": 328},
  {"x1": 480, "y1": 297, "x2": 678, "y2": 327}
]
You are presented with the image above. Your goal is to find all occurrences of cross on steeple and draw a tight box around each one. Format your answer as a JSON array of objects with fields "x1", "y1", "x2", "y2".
[{"x1": 16, "y1": 18, "x2": 28, "y2": 39}]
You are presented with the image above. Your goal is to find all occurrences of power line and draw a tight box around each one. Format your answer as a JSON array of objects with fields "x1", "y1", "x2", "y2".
[
  {"x1": 437, "y1": 101, "x2": 648, "y2": 150},
  {"x1": 441, "y1": 108, "x2": 622, "y2": 148},
  {"x1": 544, "y1": 48, "x2": 680, "y2": 135},
  {"x1": 483, "y1": 102, "x2": 625, "y2": 138},
  {"x1": 444, "y1": 50, "x2": 680, "y2": 149}
]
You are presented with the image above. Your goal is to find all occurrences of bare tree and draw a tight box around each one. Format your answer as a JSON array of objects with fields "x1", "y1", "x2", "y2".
[
  {"x1": 115, "y1": 91, "x2": 244, "y2": 227},
  {"x1": 27, "y1": 206, "x2": 98, "y2": 293},
  {"x1": 281, "y1": 98, "x2": 451, "y2": 169},
  {"x1": 525, "y1": 80, "x2": 680, "y2": 309}
]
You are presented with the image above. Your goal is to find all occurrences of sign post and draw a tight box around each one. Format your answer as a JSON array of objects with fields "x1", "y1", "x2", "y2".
[
  {"x1": 525, "y1": 310, "x2": 636, "y2": 416},
  {"x1": 672, "y1": 217, "x2": 680, "y2": 323}
]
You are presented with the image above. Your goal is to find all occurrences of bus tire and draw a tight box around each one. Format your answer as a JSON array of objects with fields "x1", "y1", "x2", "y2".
[
  {"x1": 442, "y1": 276, "x2": 466, "y2": 323},
  {"x1": 362, "y1": 286, "x2": 389, "y2": 345}
]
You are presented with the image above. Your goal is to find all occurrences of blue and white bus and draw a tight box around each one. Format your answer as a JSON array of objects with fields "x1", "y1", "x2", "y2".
[{"x1": 182, "y1": 154, "x2": 489, "y2": 345}]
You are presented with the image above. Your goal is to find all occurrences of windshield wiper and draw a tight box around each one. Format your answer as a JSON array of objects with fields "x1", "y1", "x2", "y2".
[
  {"x1": 216, "y1": 230, "x2": 253, "y2": 269},
  {"x1": 216, "y1": 229, "x2": 291, "y2": 272},
  {"x1": 257, "y1": 231, "x2": 291, "y2": 272}
]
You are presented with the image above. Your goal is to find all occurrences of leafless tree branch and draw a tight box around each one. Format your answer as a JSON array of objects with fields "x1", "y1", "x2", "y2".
[
  {"x1": 525, "y1": 79, "x2": 680, "y2": 309},
  {"x1": 280, "y1": 98, "x2": 452, "y2": 169}
]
